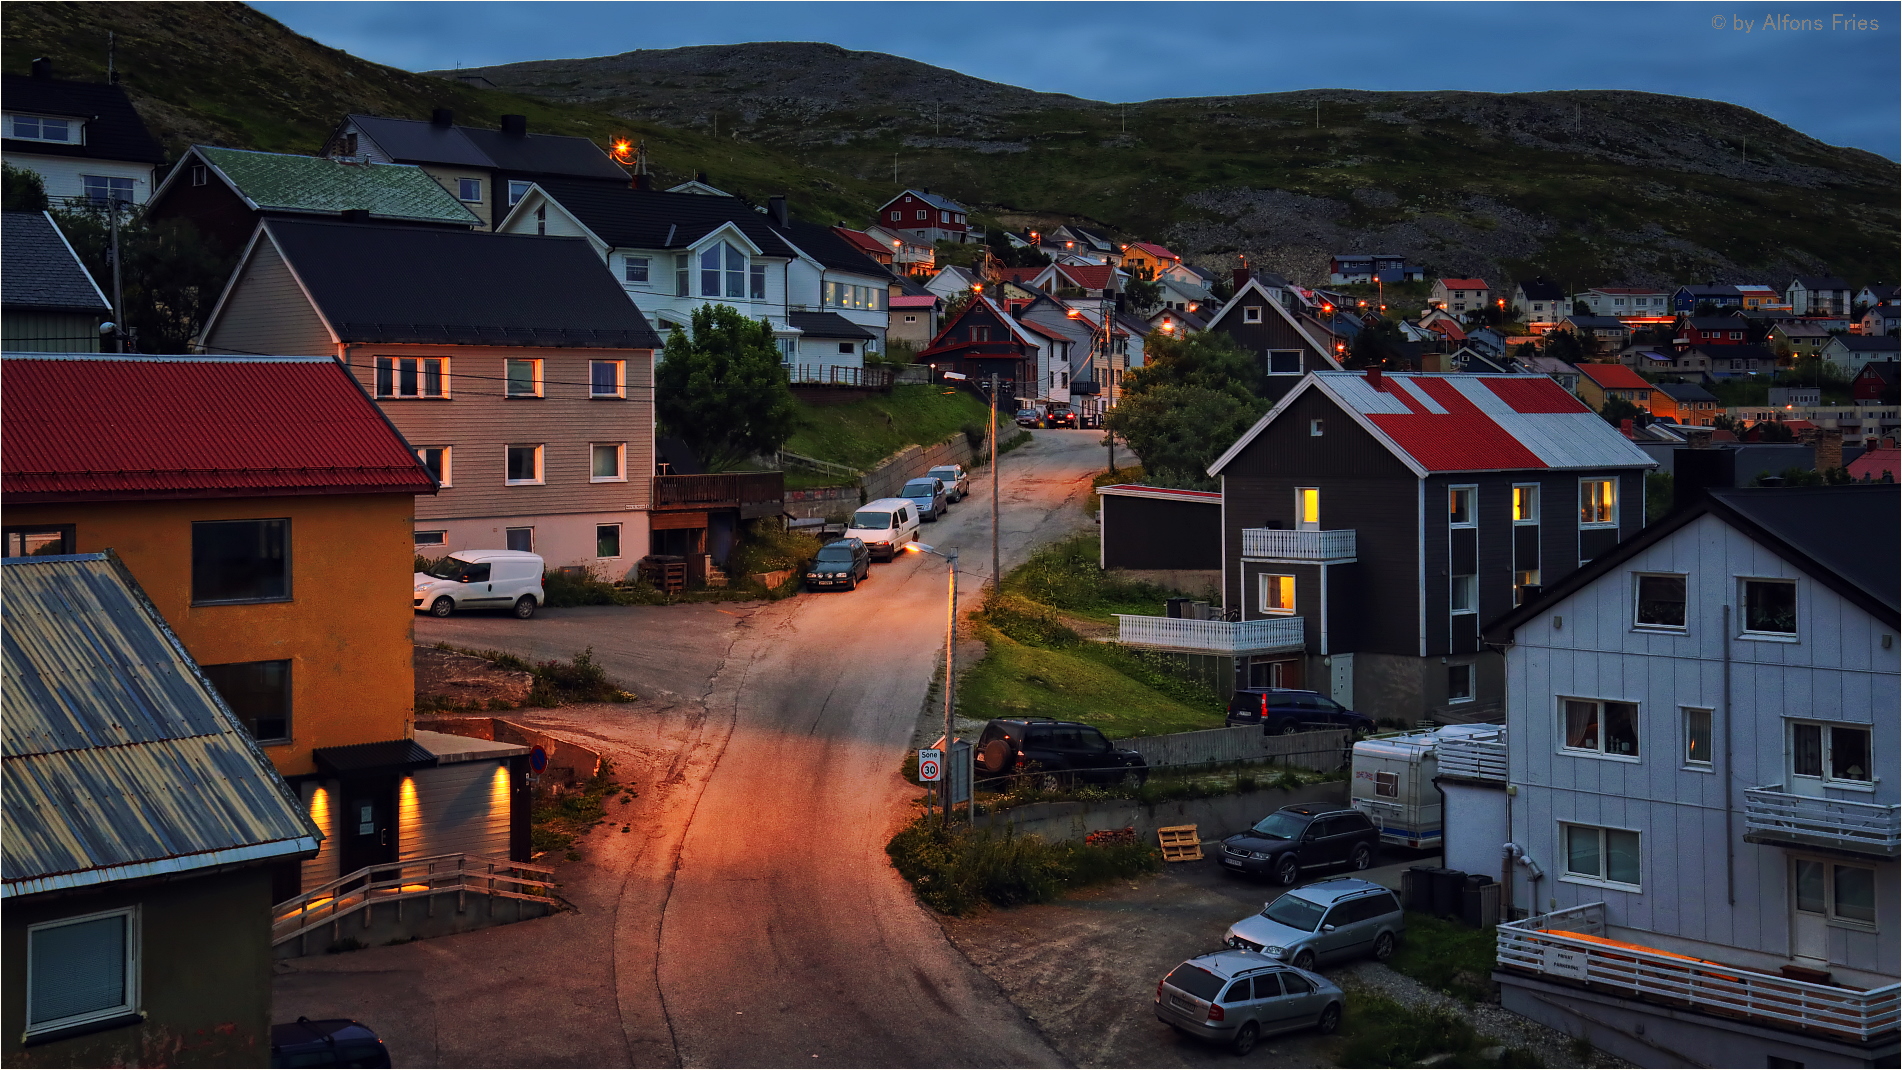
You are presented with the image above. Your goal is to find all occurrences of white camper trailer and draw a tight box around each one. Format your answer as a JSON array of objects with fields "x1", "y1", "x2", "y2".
[{"x1": 1350, "y1": 724, "x2": 1502, "y2": 848}]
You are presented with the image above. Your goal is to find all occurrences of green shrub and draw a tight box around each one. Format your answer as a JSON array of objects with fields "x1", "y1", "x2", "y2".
[
  {"x1": 1333, "y1": 989, "x2": 1541, "y2": 1067},
  {"x1": 1002, "y1": 534, "x2": 1178, "y2": 618},
  {"x1": 542, "y1": 569, "x2": 625, "y2": 607},
  {"x1": 1385, "y1": 911, "x2": 1500, "y2": 1003},
  {"x1": 886, "y1": 818, "x2": 1160, "y2": 915},
  {"x1": 438, "y1": 645, "x2": 634, "y2": 706},
  {"x1": 981, "y1": 592, "x2": 1082, "y2": 647},
  {"x1": 961, "y1": 420, "x2": 989, "y2": 452}
]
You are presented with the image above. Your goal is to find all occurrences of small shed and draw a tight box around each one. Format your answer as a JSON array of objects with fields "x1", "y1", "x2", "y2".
[{"x1": 1096, "y1": 484, "x2": 1222, "y2": 571}]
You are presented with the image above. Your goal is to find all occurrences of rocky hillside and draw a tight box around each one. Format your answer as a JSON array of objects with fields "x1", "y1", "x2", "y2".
[{"x1": 451, "y1": 42, "x2": 1899, "y2": 288}]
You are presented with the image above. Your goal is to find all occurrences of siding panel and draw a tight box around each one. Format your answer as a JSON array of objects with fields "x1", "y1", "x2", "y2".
[
  {"x1": 203, "y1": 240, "x2": 336, "y2": 356},
  {"x1": 400, "y1": 761, "x2": 510, "y2": 861}
]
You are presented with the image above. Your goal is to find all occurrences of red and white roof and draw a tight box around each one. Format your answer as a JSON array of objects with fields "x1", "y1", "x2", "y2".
[
  {"x1": 1210, "y1": 371, "x2": 1657, "y2": 477},
  {"x1": 1096, "y1": 484, "x2": 1221, "y2": 503}
]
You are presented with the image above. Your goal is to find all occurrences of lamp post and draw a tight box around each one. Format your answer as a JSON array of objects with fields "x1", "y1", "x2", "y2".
[{"x1": 905, "y1": 541, "x2": 958, "y2": 826}]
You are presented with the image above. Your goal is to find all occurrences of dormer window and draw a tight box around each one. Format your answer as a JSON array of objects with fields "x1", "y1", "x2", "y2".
[
  {"x1": 6, "y1": 114, "x2": 77, "y2": 143},
  {"x1": 700, "y1": 242, "x2": 745, "y2": 298}
]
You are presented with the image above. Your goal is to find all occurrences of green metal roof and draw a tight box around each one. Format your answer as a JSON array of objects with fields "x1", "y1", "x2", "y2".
[
  {"x1": 2, "y1": 553, "x2": 319, "y2": 898},
  {"x1": 195, "y1": 145, "x2": 481, "y2": 226}
]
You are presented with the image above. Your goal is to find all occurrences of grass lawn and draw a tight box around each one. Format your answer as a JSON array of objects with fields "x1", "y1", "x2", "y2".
[
  {"x1": 957, "y1": 629, "x2": 1224, "y2": 739},
  {"x1": 1387, "y1": 910, "x2": 1501, "y2": 1004},
  {"x1": 785, "y1": 383, "x2": 994, "y2": 470}
]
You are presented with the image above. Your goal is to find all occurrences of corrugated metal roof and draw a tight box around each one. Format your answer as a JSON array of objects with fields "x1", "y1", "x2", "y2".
[
  {"x1": 1, "y1": 354, "x2": 437, "y2": 502},
  {"x1": 195, "y1": 146, "x2": 482, "y2": 226},
  {"x1": 3, "y1": 554, "x2": 318, "y2": 898}
]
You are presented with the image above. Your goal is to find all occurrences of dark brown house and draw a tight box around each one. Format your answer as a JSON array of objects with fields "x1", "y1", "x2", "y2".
[
  {"x1": 1203, "y1": 273, "x2": 1342, "y2": 400},
  {"x1": 917, "y1": 294, "x2": 1039, "y2": 400}
]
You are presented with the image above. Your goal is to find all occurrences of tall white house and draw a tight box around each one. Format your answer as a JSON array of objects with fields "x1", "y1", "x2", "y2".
[{"x1": 2, "y1": 60, "x2": 165, "y2": 208}]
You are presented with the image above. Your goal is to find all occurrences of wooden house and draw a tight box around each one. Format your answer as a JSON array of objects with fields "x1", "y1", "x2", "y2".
[
  {"x1": 1, "y1": 59, "x2": 165, "y2": 208},
  {"x1": 1203, "y1": 274, "x2": 1342, "y2": 401}
]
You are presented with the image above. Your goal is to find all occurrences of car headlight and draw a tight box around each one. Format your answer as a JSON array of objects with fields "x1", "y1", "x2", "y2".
[
  {"x1": 1263, "y1": 945, "x2": 1286, "y2": 958},
  {"x1": 1249, "y1": 850, "x2": 1273, "y2": 860}
]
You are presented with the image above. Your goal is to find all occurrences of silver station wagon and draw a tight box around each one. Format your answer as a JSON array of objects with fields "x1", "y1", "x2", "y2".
[
  {"x1": 1153, "y1": 949, "x2": 1344, "y2": 1055},
  {"x1": 1224, "y1": 877, "x2": 1405, "y2": 970}
]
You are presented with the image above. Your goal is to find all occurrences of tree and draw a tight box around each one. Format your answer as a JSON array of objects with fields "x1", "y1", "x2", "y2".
[
  {"x1": 1694, "y1": 300, "x2": 1720, "y2": 317},
  {"x1": 1346, "y1": 316, "x2": 1403, "y2": 369},
  {"x1": 1103, "y1": 332, "x2": 1267, "y2": 490},
  {"x1": 3, "y1": 162, "x2": 47, "y2": 212},
  {"x1": 1596, "y1": 395, "x2": 1645, "y2": 427},
  {"x1": 983, "y1": 228, "x2": 1048, "y2": 269},
  {"x1": 53, "y1": 204, "x2": 234, "y2": 353},
  {"x1": 1121, "y1": 276, "x2": 1163, "y2": 317},
  {"x1": 1541, "y1": 328, "x2": 1588, "y2": 365},
  {"x1": 654, "y1": 304, "x2": 799, "y2": 470},
  {"x1": 1573, "y1": 300, "x2": 1592, "y2": 316}
]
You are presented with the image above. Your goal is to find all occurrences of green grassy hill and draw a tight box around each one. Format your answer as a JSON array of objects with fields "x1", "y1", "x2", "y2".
[{"x1": 785, "y1": 384, "x2": 991, "y2": 473}]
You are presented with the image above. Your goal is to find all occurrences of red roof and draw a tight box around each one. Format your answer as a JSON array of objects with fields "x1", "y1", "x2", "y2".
[
  {"x1": 1056, "y1": 264, "x2": 1115, "y2": 290},
  {"x1": 1439, "y1": 278, "x2": 1489, "y2": 289},
  {"x1": 1427, "y1": 319, "x2": 1467, "y2": 341},
  {"x1": 2, "y1": 355, "x2": 435, "y2": 503},
  {"x1": 832, "y1": 228, "x2": 890, "y2": 256},
  {"x1": 889, "y1": 295, "x2": 937, "y2": 308},
  {"x1": 1849, "y1": 447, "x2": 1899, "y2": 482},
  {"x1": 1576, "y1": 363, "x2": 1653, "y2": 391},
  {"x1": 1126, "y1": 242, "x2": 1179, "y2": 262},
  {"x1": 995, "y1": 266, "x2": 1043, "y2": 284}
]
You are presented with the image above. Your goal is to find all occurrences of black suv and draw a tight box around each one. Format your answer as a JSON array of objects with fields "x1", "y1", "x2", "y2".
[
  {"x1": 1218, "y1": 805, "x2": 1381, "y2": 885},
  {"x1": 271, "y1": 1017, "x2": 391, "y2": 1068},
  {"x1": 1226, "y1": 689, "x2": 1375, "y2": 737},
  {"x1": 974, "y1": 718, "x2": 1148, "y2": 786}
]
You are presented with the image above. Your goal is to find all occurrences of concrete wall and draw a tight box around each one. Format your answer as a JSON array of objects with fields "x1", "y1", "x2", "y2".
[
  {"x1": 274, "y1": 888, "x2": 555, "y2": 961},
  {"x1": 977, "y1": 781, "x2": 1348, "y2": 844},
  {"x1": 1106, "y1": 568, "x2": 1221, "y2": 600},
  {"x1": 1120, "y1": 727, "x2": 1349, "y2": 772}
]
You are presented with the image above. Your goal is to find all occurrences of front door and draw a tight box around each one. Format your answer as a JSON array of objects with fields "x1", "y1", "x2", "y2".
[
  {"x1": 337, "y1": 779, "x2": 397, "y2": 880},
  {"x1": 1329, "y1": 654, "x2": 1355, "y2": 710},
  {"x1": 1791, "y1": 859, "x2": 1829, "y2": 963}
]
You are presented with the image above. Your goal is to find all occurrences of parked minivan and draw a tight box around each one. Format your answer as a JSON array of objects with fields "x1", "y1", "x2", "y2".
[
  {"x1": 414, "y1": 549, "x2": 545, "y2": 618},
  {"x1": 844, "y1": 498, "x2": 921, "y2": 561}
]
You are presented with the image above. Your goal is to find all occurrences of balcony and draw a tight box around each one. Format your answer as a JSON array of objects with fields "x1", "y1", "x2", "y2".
[
  {"x1": 652, "y1": 472, "x2": 785, "y2": 519},
  {"x1": 1115, "y1": 614, "x2": 1305, "y2": 655},
  {"x1": 1744, "y1": 785, "x2": 1901, "y2": 858},
  {"x1": 1437, "y1": 735, "x2": 1508, "y2": 783},
  {"x1": 1498, "y1": 903, "x2": 1900, "y2": 1042},
  {"x1": 1241, "y1": 528, "x2": 1357, "y2": 564}
]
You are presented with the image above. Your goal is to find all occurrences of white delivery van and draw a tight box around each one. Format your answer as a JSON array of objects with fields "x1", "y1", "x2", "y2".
[
  {"x1": 844, "y1": 497, "x2": 921, "y2": 561},
  {"x1": 1349, "y1": 724, "x2": 1502, "y2": 848},
  {"x1": 414, "y1": 549, "x2": 545, "y2": 619}
]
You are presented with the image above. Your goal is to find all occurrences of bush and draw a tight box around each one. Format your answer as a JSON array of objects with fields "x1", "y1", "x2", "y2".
[
  {"x1": 1001, "y1": 534, "x2": 1177, "y2": 617},
  {"x1": 886, "y1": 818, "x2": 1160, "y2": 915},
  {"x1": 442, "y1": 645, "x2": 634, "y2": 706},
  {"x1": 1334, "y1": 989, "x2": 1538, "y2": 1067},
  {"x1": 1386, "y1": 911, "x2": 1500, "y2": 1003},
  {"x1": 961, "y1": 420, "x2": 989, "y2": 452},
  {"x1": 726, "y1": 518, "x2": 821, "y2": 581},
  {"x1": 542, "y1": 569, "x2": 624, "y2": 607},
  {"x1": 981, "y1": 592, "x2": 1082, "y2": 647}
]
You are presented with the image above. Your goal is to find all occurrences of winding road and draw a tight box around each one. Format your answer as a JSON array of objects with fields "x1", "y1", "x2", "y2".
[{"x1": 274, "y1": 429, "x2": 1113, "y2": 1067}]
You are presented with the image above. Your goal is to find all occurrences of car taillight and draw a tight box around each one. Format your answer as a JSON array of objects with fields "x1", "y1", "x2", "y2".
[
  {"x1": 1260, "y1": 694, "x2": 1268, "y2": 719},
  {"x1": 1207, "y1": 1003, "x2": 1225, "y2": 1022},
  {"x1": 1155, "y1": 979, "x2": 1165, "y2": 1002}
]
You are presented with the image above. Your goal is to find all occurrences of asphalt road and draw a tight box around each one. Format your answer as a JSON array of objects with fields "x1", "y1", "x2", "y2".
[{"x1": 276, "y1": 429, "x2": 1110, "y2": 1067}]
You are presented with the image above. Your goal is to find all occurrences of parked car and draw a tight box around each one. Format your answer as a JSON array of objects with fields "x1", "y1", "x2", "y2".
[
  {"x1": 1224, "y1": 878, "x2": 1406, "y2": 971},
  {"x1": 1154, "y1": 950, "x2": 1343, "y2": 1055},
  {"x1": 1225, "y1": 688, "x2": 1375, "y2": 737},
  {"x1": 973, "y1": 717, "x2": 1148, "y2": 786},
  {"x1": 928, "y1": 464, "x2": 970, "y2": 502},
  {"x1": 804, "y1": 537, "x2": 870, "y2": 591},
  {"x1": 1078, "y1": 409, "x2": 1100, "y2": 430},
  {"x1": 1218, "y1": 804, "x2": 1381, "y2": 885},
  {"x1": 1045, "y1": 405, "x2": 1077, "y2": 428},
  {"x1": 1015, "y1": 407, "x2": 1044, "y2": 429},
  {"x1": 900, "y1": 476, "x2": 948, "y2": 521},
  {"x1": 271, "y1": 1017, "x2": 392, "y2": 1068},
  {"x1": 844, "y1": 498, "x2": 921, "y2": 561},
  {"x1": 413, "y1": 549, "x2": 544, "y2": 619}
]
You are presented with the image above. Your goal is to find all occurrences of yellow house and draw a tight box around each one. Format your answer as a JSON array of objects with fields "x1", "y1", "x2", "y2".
[
  {"x1": 0, "y1": 353, "x2": 515, "y2": 896},
  {"x1": 1118, "y1": 241, "x2": 1182, "y2": 279}
]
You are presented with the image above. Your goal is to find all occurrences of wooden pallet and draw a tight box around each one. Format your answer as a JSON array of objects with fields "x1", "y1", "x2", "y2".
[{"x1": 1157, "y1": 824, "x2": 1203, "y2": 862}]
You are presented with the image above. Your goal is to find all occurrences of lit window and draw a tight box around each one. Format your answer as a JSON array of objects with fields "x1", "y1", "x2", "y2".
[
  {"x1": 1563, "y1": 824, "x2": 1641, "y2": 888},
  {"x1": 596, "y1": 524, "x2": 622, "y2": 559},
  {"x1": 624, "y1": 257, "x2": 650, "y2": 284},
  {"x1": 590, "y1": 360, "x2": 626, "y2": 398},
  {"x1": 505, "y1": 359, "x2": 543, "y2": 398},
  {"x1": 590, "y1": 443, "x2": 626, "y2": 482},
  {"x1": 1512, "y1": 485, "x2": 1539, "y2": 524},
  {"x1": 374, "y1": 356, "x2": 448, "y2": 398},
  {"x1": 1259, "y1": 574, "x2": 1295, "y2": 615},
  {"x1": 1791, "y1": 721, "x2": 1871, "y2": 785},
  {"x1": 202, "y1": 660, "x2": 292, "y2": 742},
  {"x1": 1633, "y1": 573, "x2": 1687, "y2": 629},
  {"x1": 1741, "y1": 578, "x2": 1796, "y2": 637},
  {"x1": 415, "y1": 446, "x2": 451, "y2": 486},
  {"x1": 1447, "y1": 663, "x2": 1474, "y2": 702},
  {"x1": 1450, "y1": 574, "x2": 1477, "y2": 614},
  {"x1": 1296, "y1": 487, "x2": 1319, "y2": 529},
  {"x1": 8, "y1": 114, "x2": 77, "y2": 143},
  {"x1": 1562, "y1": 698, "x2": 1640, "y2": 758},
  {"x1": 1579, "y1": 479, "x2": 1617, "y2": 526},
  {"x1": 505, "y1": 444, "x2": 543, "y2": 485},
  {"x1": 457, "y1": 177, "x2": 481, "y2": 202},
  {"x1": 1682, "y1": 707, "x2": 1712, "y2": 767},
  {"x1": 1513, "y1": 569, "x2": 1541, "y2": 606},
  {"x1": 26, "y1": 909, "x2": 138, "y2": 1036},
  {"x1": 1448, "y1": 486, "x2": 1475, "y2": 527}
]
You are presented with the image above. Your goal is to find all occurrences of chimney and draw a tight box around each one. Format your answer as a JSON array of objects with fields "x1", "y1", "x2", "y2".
[
  {"x1": 1233, "y1": 268, "x2": 1252, "y2": 290},
  {"x1": 30, "y1": 57, "x2": 51, "y2": 80},
  {"x1": 431, "y1": 108, "x2": 454, "y2": 127},
  {"x1": 500, "y1": 114, "x2": 528, "y2": 137},
  {"x1": 768, "y1": 195, "x2": 789, "y2": 228},
  {"x1": 1620, "y1": 418, "x2": 1635, "y2": 438},
  {"x1": 1805, "y1": 427, "x2": 1844, "y2": 472},
  {"x1": 695, "y1": 171, "x2": 708, "y2": 183},
  {"x1": 1685, "y1": 427, "x2": 1714, "y2": 449},
  {"x1": 1674, "y1": 446, "x2": 1736, "y2": 510},
  {"x1": 1365, "y1": 367, "x2": 1383, "y2": 390}
]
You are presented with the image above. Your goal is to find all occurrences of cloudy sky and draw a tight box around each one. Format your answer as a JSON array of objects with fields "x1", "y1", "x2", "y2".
[{"x1": 254, "y1": 1, "x2": 1900, "y2": 158}]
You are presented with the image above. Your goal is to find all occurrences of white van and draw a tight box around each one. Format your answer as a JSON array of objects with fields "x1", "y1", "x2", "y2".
[
  {"x1": 845, "y1": 497, "x2": 921, "y2": 561},
  {"x1": 414, "y1": 549, "x2": 546, "y2": 619}
]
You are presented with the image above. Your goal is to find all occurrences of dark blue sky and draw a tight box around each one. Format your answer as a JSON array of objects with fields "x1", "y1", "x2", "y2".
[{"x1": 254, "y1": 1, "x2": 1900, "y2": 159}]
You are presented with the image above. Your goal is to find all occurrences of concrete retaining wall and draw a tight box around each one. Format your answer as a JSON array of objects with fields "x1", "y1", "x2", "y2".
[
  {"x1": 1122, "y1": 727, "x2": 1349, "y2": 772},
  {"x1": 783, "y1": 484, "x2": 862, "y2": 521},
  {"x1": 861, "y1": 433, "x2": 978, "y2": 503},
  {"x1": 975, "y1": 781, "x2": 1348, "y2": 844}
]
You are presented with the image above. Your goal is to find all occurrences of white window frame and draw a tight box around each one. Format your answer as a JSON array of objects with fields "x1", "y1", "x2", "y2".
[
  {"x1": 456, "y1": 177, "x2": 482, "y2": 202},
  {"x1": 1560, "y1": 823, "x2": 1643, "y2": 892},
  {"x1": 623, "y1": 256, "x2": 650, "y2": 285},
  {"x1": 1448, "y1": 485, "x2": 1477, "y2": 528},
  {"x1": 414, "y1": 530, "x2": 447, "y2": 546},
  {"x1": 25, "y1": 907, "x2": 139, "y2": 1036},
  {"x1": 1258, "y1": 573, "x2": 1296, "y2": 616},
  {"x1": 6, "y1": 113, "x2": 80, "y2": 144},
  {"x1": 374, "y1": 356, "x2": 450, "y2": 399},
  {"x1": 1789, "y1": 719, "x2": 1875, "y2": 791},
  {"x1": 1559, "y1": 696, "x2": 1641, "y2": 761},
  {"x1": 1309, "y1": 418, "x2": 1324, "y2": 437},
  {"x1": 415, "y1": 445, "x2": 451, "y2": 487},
  {"x1": 589, "y1": 359, "x2": 626, "y2": 399},
  {"x1": 595, "y1": 523, "x2": 623, "y2": 560},
  {"x1": 1446, "y1": 663, "x2": 1475, "y2": 703},
  {"x1": 504, "y1": 444, "x2": 544, "y2": 486},
  {"x1": 1632, "y1": 571, "x2": 1689, "y2": 632},
  {"x1": 590, "y1": 442, "x2": 627, "y2": 483},
  {"x1": 1449, "y1": 573, "x2": 1477, "y2": 615},
  {"x1": 1512, "y1": 483, "x2": 1539, "y2": 524},
  {"x1": 1792, "y1": 856, "x2": 1879, "y2": 931},
  {"x1": 1295, "y1": 487, "x2": 1320, "y2": 531},
  {"x1": 505, "y1": 358, "x2": 544, "y2": 399},
  {"x1": 1739, "y1": 576, "x2": 1798, "y2": 641},
  {"x1": 1681, "y1": 707, "x2": 1714, "y2": 771},
  {"x1": 1579, "y1": 478, "x2": 1617, "y2": 528},
  {"x1": 507, "y1": 180, "x2": 532, "y2": 206},
  {"x1": 1243, "y1": 306, "x2": 1263, "y2": 323}
]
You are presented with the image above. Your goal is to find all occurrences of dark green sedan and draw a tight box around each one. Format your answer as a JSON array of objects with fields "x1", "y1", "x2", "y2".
[{"x1": 804, "y1": 538, "x2": 871, "y2": 591}]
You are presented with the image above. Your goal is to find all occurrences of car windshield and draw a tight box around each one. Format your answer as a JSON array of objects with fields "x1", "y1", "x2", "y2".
[
  {"x1": 814, "y1": 548, "x2": 855, "y2": 563},
  {"x1": 930, "y1": 468, "x2": 958, "y2": 479},
  {"x1": 902, "y1": 485, "x2": 932, "y2": 497},
  {"x1": 1163, "y1": 963, "x2": 1224, "y2": 1001},
  {"x1": 1250, "y1": 812, "x2": 1309, "y2": 840},
  {"x1": 1261, "y1": 893, "x2": 1328, "y2": 932},
  {"x1": 851, "y1": 511, "x2": 891, "y2": 530},
  {"x1": 426, "y1": 558, "x2": 471, "y2": 580}
]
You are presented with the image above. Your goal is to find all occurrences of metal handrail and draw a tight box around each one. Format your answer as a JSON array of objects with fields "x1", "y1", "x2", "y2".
[
  {"x1": 1241, "y1": 528, "x2": 1358, "y2": 562},
  {"x1": 1114, "y1": 614, "x2": 1305, "y2": 654},
  {"x1": 1744, "y1": 785, "x2": 1902, "y2": 850},
  {"x1": 271, "y1": 852, "x2": 556, "y2": 944}
]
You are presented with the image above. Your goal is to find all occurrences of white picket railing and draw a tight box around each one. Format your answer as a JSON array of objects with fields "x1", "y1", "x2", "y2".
[
  {"x1": 1114, "y1": 614, "x2": 1305, "y2": 654},
  {"x1": 1241, "y1": 528, "x2": 1357, "y2": 562},
  {"x1": 1437, "y1": 736, "x2": 1509, "y2": 782},
  {"x1": 272, "y1": 852, "x2": 555, "y2": 946},
  {"x1": 1744, "y1": 785, "x2": 1901, "y2": 857},
  {"x1": 1499, "y1": 903, "x2": 1901, "y2": 1041}
]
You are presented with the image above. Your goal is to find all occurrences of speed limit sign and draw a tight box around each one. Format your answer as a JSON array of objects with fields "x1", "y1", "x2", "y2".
[{"x1": 918, "y1": 748, "x2": 942, "y2": 782}]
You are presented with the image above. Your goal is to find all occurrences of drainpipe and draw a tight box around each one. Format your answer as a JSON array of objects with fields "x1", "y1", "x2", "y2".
[{"x1": 1723, "y1": 604, "x2": 1736, "y2": 906}]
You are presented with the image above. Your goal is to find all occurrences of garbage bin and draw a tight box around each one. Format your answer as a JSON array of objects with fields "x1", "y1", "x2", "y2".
[
  {"x1": 1462, "y1": 873, "x2": 1499, "y2": 928},
  {"x1": 1166, "y1": 597, "x2": 1190, "y2": 619},
  {"x1": 1403, "y1": 866, "x2": 1438, "y2": 912},
  {"x1": 1429, "y1": 867, "x2": 1466, "y2": 918}
]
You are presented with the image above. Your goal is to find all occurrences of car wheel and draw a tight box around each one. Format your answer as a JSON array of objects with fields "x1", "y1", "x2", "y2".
[
  {"x1": 1316, "y1": 1002, "x2": 1342, "y2": 1035},
  {"x1": 429, "y1": 596, "x2": 454, "y2": 618},
  {"x1": 1036, "y1": 772, "x2": 1065, "y2": 792},
  {"x1": 1291, "y1": 948, "x2": 1317, "y2": 972},
  {"x1": 845, "y1": 576, "x2": 857, "y2": 591},
  {"x1": 1274, "y1": 854, "x2": 1301, "y2": 886},
  {"x1": 1349, "y1": 843, "x2": 1373, "y2": 871},
  {"x1": 1351, "y1": 723, "x2": 1373, "y2": 740},
  {"x1": 1231, "y1": 1021, "x2": 1260, "y2": 1056},
  {"x1": 1122, "y1": 766, "x2": 1148, "y2": 788},
  {"x1": 513, "y1": 595, "x2": 537, "y2": 620},
  {"x1": 1373, "y1": 931, "x2": 1396, "y2": 962},
  {"x1": 1278, "y1": 721, "x2": 1303, "y2": 736}
]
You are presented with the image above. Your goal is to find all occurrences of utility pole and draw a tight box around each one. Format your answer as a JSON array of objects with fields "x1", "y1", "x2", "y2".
[
  {"x1": 989, "y1": 372, "x2": 1000, "y2": 591},
  {"x1": 108, "y1": 195, "x2": 125, "y2": 353},
  {"x1": 942, "y1": 546, "x2": 958, "y2": 827},
  {"x1": 893, "y1": 153, "x2": 899, "y2": 185}
]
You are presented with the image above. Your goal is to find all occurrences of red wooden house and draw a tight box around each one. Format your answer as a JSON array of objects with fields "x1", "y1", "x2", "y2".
[{"x1": 875, "y1": 188, "x2": 970, "y2": 244}]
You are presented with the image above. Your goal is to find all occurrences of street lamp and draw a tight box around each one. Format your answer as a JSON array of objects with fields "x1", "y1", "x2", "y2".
[{"x1": 905, "y1": 541, "x2": 960, "y2": 826}]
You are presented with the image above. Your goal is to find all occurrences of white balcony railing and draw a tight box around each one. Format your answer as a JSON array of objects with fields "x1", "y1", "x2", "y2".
[
  {"x1": 1744, "y1": 785, "x2": 1902, "y2": 858},
  {"x1": 1115, "y1": 614, "x2": 1305, "y2": 655},
  {"x1": 1499, "y1": 903, "x2": 1901, "y2": 1041},
  {"x1": 1241, "y1": 528, "x2": 1357, "y2": 563},
  {"x1": 1437, "y1": 736, "x2": 1508, "y2": 782}
]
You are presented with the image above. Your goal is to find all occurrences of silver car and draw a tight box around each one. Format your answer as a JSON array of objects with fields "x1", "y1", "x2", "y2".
[
  {"x1": 1154, "y1": 950, "x2": 1343, "y2": 1055},
  {"x1": 927, "y1": 464, "x2": 970, "y2": 502},
  {"x1": 900, "y1": 476, "x2": 947, "y2": 521},
  {"x1": 1224, "y1": 877, "x2": 1404, "y2": 971}
]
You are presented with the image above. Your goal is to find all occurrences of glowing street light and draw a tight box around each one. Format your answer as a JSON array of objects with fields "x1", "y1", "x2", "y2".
[{"x1": 905, "y1": 541, "x2": 961, "y2": 826}]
